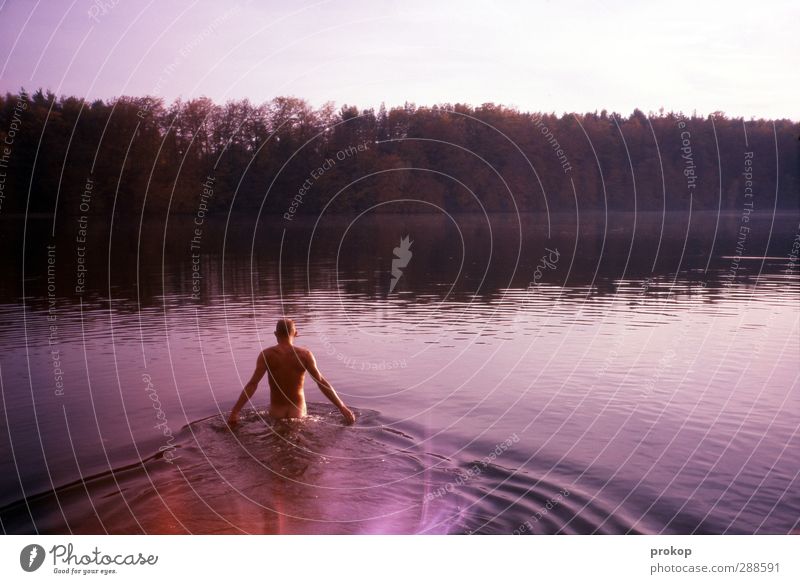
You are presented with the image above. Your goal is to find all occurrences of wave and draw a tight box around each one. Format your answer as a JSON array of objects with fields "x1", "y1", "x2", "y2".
[{"x1": 0, "y1": 403, "x2": 706, "y2": 534}]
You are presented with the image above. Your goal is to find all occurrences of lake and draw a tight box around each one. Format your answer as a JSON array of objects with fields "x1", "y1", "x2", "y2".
[{"x1": 1, "y1": 210, "x2": 798, "y2": 534}]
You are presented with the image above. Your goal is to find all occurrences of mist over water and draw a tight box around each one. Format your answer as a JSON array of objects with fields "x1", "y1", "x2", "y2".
[{"x1": 1, "y1": 211, "x2": 798, "y2": 534}]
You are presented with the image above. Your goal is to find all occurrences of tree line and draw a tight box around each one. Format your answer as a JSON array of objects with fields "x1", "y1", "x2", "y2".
[{"x1": 0, "y1": 89, "x2": 796, "y2": 218}]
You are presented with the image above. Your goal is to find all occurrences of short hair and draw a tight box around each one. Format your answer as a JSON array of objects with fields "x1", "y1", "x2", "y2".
[{"x1": 275, "y1": 317, "x2": 297, "y2": 337}]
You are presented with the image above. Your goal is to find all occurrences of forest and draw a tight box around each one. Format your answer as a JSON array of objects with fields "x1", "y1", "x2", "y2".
[{"x1": 0, "y1": 90, "x2": 797, "y2": 218}]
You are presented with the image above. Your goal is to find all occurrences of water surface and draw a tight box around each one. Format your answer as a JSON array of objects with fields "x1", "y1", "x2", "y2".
[{"x1": 1, "y1": 211, "x2": 798, "y2": 534}]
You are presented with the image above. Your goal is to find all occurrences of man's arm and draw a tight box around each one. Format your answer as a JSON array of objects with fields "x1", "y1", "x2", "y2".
[
  {"x1": 228, "y1": 352, "x2": 268, "y2": 427},
  {"x1": 302, "y1": 350, "x2": 356, "y2": 424}
]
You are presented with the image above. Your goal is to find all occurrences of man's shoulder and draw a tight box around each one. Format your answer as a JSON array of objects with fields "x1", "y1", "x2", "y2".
[
  {"x1": 262, "y1": 345, "x2": 312, "y2": 357},
  {"x1": 260, "y1": 346, "x2": 280, "y2": 359},
  {"x1": 294, "y1": 345, "x2": 313, "y2": 358}
]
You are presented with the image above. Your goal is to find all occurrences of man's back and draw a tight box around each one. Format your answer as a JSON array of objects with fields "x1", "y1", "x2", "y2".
[{"x1": 262, "y1": 344, "x2": 309, "y2": 419}]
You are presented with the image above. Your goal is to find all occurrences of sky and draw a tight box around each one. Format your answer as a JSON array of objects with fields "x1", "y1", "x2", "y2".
[{"x1": 0, "y1": 0, "x2": 797, "y2": 119}]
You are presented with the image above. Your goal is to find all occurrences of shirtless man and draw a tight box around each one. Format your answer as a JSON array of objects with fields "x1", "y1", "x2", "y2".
[{"x1": 227, "y1": 318, "x2": 356, "y2": 427}]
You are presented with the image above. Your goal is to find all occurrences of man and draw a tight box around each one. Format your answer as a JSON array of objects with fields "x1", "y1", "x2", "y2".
[{"x1": 227, "y1": 318, "x2": 356, "y2": 426}]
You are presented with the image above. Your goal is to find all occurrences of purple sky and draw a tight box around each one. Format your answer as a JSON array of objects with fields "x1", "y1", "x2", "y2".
[{"x1": 1, "y1": 0, "x2": 797, "y2": 119}]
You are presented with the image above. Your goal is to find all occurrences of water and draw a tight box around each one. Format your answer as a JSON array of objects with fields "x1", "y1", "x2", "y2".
[{"x1": 1, "y1": 211, "x2": 798, "y2": 534}]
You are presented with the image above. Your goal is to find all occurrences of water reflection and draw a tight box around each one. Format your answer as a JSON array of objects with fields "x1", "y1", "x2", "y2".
[{"x1": 0, "y1": 211, "x2": 798, "y2": 534}]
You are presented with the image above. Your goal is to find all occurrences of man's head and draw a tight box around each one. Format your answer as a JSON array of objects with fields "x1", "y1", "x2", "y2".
[{"x1": 274, "y1": 317, "x2": 297, "y2": 342}]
